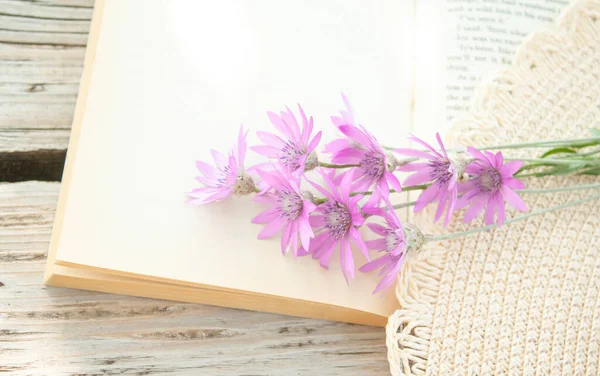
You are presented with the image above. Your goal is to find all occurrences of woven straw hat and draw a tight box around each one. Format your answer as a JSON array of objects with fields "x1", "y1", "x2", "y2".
[{"x1": 386, "y1": 1, "x2": 600, "y2": 375}]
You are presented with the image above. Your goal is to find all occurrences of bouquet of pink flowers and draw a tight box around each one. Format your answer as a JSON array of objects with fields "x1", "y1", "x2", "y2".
[{"x1": 188, "y1": 95, "x2": 600, "y2": 295}]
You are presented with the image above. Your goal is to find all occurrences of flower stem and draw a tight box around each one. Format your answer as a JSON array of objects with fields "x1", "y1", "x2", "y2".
[
  {"x1": 318, "y1": 162, "x2": 360, "y2": 169},
  {"x1": 391, "y1": 201, "x2": 416, "y2": 210},
  {"x1": 517, "y1": 183, "x2": 600, "y2": 194},
  {"x1": 351, "y1": 184, "x2": 430, "y2": 197},
  {"x1": 425, "y1": 192, "x2": 600, "y2": 242},
  {"x1": 385, "y1": 137, "x2": 600, "y2": 154},
  {"x1": 471, "y1": 136, "x2": 600, "y2": 150},
  {"x1": 507, "y1": 157, "x2": 598, "y2": 165}
]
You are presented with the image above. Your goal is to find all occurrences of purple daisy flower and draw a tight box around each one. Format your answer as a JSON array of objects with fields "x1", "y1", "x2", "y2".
[
  {"x1": 359, "y1": 197, "x2": 407, "y2": 295},
  {"x1": 324, "y1": 96, "x2": 402, "y2": 204},
  {"x1": 307, "y1": 169, "x2": 369, "y2": 282},
  {"x1": 457, "y1": 147, "x2": 527, "y2": 226},
  {"x1": 251, "y1": 167, "x2": 316, "y2": 258},
  {"x1": 251, "y1": 105, "x2": 322, "y2": 173},
  {"x1": 395, "y1": 133, "x2": 461, "y2": 226},
  {"x1": 188, "y1": 126, "x2": 255, "y2": 204}
]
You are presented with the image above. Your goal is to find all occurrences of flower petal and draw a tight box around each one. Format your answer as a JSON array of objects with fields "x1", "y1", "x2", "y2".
[
  {"x1": 306, "y1": 130, "x2": 322, "y2": 154},
  {"x1": 193, "y1": 188, "x2": 232, "y2": 204},
  {"x1": 367, "y1": 223, "x2": 388, "y2": 236},
  {"x1": 236, "y1": 125, "x2": 247, "y2": 167},
  {"x1": 359, "y1": 253, "x2": 390, "y2": 272},
  {"x1": 366, "y1": 238, "x2": 387, "y2": 251},
  {"x1": 444, "y1": 189, "x2": 457, "y2": 227},
  {"x1": 466, "y1": 146, "x2": 488, "y2": 162},
  {"x1": 500, "y1": 160, "x2": 524, "y2": 177},
  {"x1": 385, "y1": 171, "x2": 402, "y2": 193},
  {"x1": 210, "y1": 149, "x2": 228, "y2": 169},
  {"x1": 250, "y1": 145, "x2": 280, "y2": 158},
  {"x1": 314, "y1": 238, "x2": 337, "y2": 269},
  {"x1": 196, "y1": 161, "x2": 219, "y2": 179},
  {"x1": 435, "y1": 133, "x2": 449, "y2": 158},
  {"x1": 484, "y1": 193, "x2": 498, "y2": 226},
  {"x1": 501, "y1": 186, "x2": 528, "y2": 212},
  {"x1": 434, "y1": 190, "x2": 447, "y2": 223},
  {"x1": 252, "y1": 208, "x2": 279, "y2": 224},
  {"x1": 495, "y1": 151, "x2": 504, "y2": 168},
  {"x1": 257, "y1": 218, "x2": 287, "y2": 239},
  {"x1": 404, "y1": 170, "x2": 432, "y2": 186},
  {"x1": 503, "y1": 177, "x2": 525, "y2": 190},
  {"x1": 331, "y1": 148, "x2": 363, "y2": 164},
  {"x1": 408, "y1": 135, "x2": 442, "y2": 157},
  {"x1": 309, "y1": 214, "x2": 326, "y2": 227},
  {"x1": 350, "y1": 227, "x2": 369, "y2": 260},
  {"x1": 339, "y1": 124, "x2": 371, "y2": 145},
  {"x1": 396, "y1": 162, "x2": 430, "y2": 172},
  {"x1": 414, "y1": 183, "x2": 440, "y2": 212},
  {"x1": 289, "y1": 222, "x2": 300, "y2": 258},
  {"x1": 281, "y1": 107, "x2": 301, "y2": 141},
  {"x1": 339, "y1": 169, "x2": 355, "y2": 203},
  {"x1": 394, "y1": 148, "x2": 434, "y2": 160},
  {"x1": 267, "y1": 111, "x2": 289, "y2": 136},
  {"x1": 463, "y1": 195, "x2": 487, "y2": 223},
  {"x1": 324, "y1": 138, "x2": 351, "y2": 154},
  {"x1": 281, "y1": 222, "x2": 292, "y2": 254},
  {"x1": 256, "y1": 131, "x2": 285, "y2": 149},
  {"x1": 496, "y1": 195, "x2": 506, "y2": 226},
  {"x1": 340, "y1": 238, "x2": 355, "y2": 283}
]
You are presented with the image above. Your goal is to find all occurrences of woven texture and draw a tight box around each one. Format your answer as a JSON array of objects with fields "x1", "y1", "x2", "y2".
[{"x1": 386, "y1": 1, "x2": 600, "y2": 375}]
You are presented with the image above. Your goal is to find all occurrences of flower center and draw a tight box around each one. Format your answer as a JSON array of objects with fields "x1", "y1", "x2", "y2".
[
  {"x1": 276, "y1": 187, "x2": 303, "y2": 220},
  {"x1": 428, "y1": 158, "x2": 454, "y2": 185},
  {"x1": 323, "y1": 201, "x2": 352, "y2": 239},
  {"x1": 477, "y1": 167, "x2": 502, "y2": 193},
  {"x1": 280, "y1": 140, "x2": 305, "y2": 171},
  {"x1": 360, "y1": 149, "x2": 385, "y2": 180}
]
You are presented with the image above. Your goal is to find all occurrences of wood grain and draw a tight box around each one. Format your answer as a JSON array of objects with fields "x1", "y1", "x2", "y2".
[{"x1": 0, "y1": 1, "x2": 391, "y2": 374}]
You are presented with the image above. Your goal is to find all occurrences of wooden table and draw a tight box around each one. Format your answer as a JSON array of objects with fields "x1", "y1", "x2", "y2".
[{"x1": 0, "y1": 1, "x2": 389, "y2": 374}]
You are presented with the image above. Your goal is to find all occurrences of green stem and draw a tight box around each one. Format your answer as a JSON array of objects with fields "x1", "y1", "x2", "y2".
[
  {"x1": 472, "y1": 137, "x2": 600, "y2": 150},
  {"x1": 352, "y1": 184, "x2": 430, "y2": 197},
  {"x1": 507, "y1": 157, "x2": 597, "y2": 165},
  {"x1": 517, "y1": 183, "x2": 600, "y2": 194},
  {"x1": 425, "y1": 192, "x2": 600, "y2": 242},
  {"x1": 385, "y1": 136, "x2": 600, "y2": 153},
  {"x1": 318, "y1": 162, "x2": 360, "y2": 169},
  {"x1": 392, "y1": 201, "x2": 416, "y2": 210}
]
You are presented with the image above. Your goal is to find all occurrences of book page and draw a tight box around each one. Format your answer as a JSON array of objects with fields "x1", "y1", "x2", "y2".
[
  {"x1": 412, "y1": 0, "x2": 569, "y2": 139},
  {"x1": 55, "y1": 0, "x2": 413, "y2": 317}
]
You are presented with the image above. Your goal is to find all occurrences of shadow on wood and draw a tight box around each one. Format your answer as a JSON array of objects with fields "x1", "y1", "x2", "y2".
[{"x1": 0, "y1": 149, "x2": 66, "y2": 182}]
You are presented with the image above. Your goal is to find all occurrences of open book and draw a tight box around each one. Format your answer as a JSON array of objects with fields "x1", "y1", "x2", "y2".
[{"x1": 45, "y1": 0, "x2": 569, "y2": 326}]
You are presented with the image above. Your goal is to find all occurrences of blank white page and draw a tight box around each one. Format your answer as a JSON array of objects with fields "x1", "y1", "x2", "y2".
[{"x1": 56, "y1": 0, "x2": 413, "y2": 316}]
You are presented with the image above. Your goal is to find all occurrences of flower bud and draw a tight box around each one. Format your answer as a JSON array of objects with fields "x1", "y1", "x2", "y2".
[
  {"x1": 234, "y1": 173, "x2": 256, "y2": 195},
  {"x1": 385, "y1": 152, "x2": 400, "y2": 172},
  {"x1": 403, "y1": 223, "x2": 424, "y2": 254},
  {"x1": 304, "y1": 151, "x2": 319, "y2": 171}
]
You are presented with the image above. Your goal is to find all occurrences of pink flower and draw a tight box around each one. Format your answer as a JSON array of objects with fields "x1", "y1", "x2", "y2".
[
  {"x1": 457, "y1": 147, "x2": 527, "y2": 226},
  {"x1": 324, "y1": 95, "x2": 401, "y2": 204},
  {"x1": 251, "y1": 167, "x2": 316, "y2": 257},
  {"x1": 307, "y1": 169, "x2": 369, "y2": 282},
  {"x1": 396, "y1": 133, "x2": 460, "y2": 226},
  {"x1": 251, "y1": 105, "x2": 322, "y2": 173},
  {"x1": 188, "y1": 126, "x2": 255, "y2": 204},
  {"x1": 360, "y1": 197, "x2": 407, "y2": 295}
]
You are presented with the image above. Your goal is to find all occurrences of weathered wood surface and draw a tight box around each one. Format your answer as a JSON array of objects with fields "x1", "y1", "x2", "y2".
[{"x1": 0, "y1": 1, "x2": 390, "y2": 375}]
